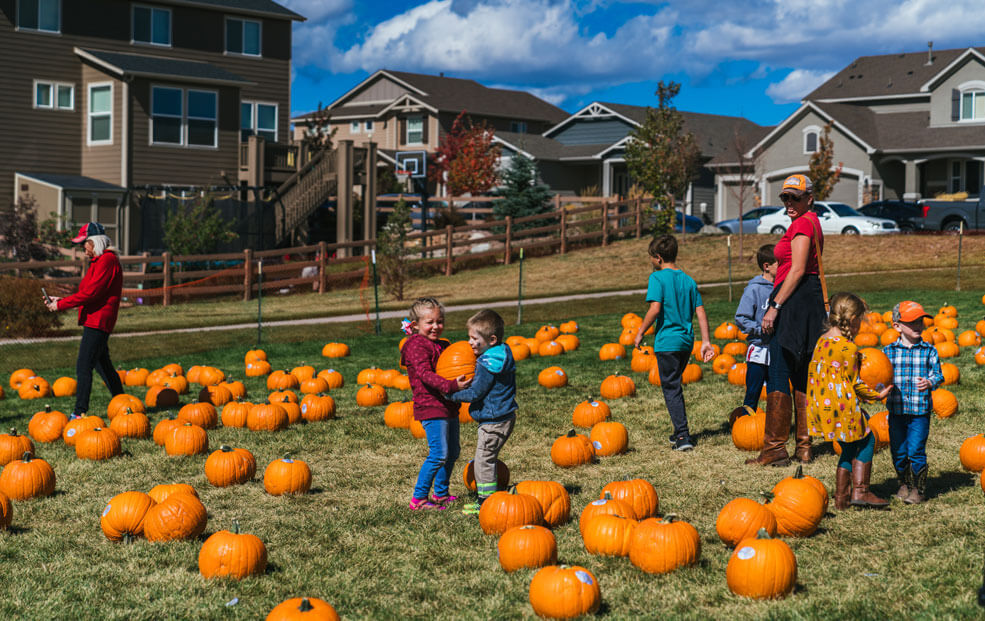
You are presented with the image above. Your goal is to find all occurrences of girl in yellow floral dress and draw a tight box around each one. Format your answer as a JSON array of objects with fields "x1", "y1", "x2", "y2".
[{"x1": 807, "y1": 292, "x2": 893, "y2": 511}]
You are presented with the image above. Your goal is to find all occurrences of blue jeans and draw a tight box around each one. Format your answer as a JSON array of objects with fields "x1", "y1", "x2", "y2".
[
  {"x1": 888, "y1": 414, "x2": 930, "y2": 472},
  {"x1": 743, "y1": 362, "x2": 768, "y2": 410},
  {"x1": 413, "y1": 417, "x2": 460, "y2": 499},
  {"x1": 766, "y1": 338, "x2": 809, "y2": 395}
]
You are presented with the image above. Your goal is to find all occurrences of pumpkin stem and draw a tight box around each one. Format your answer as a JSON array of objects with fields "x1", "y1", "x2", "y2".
[
  {"x1": 44, "y1": 405, "x2": 51, "y2": 412},
  {"x1": 220, "y1": 445, "x2": 233, "y2": 452},
  {"x1": 793, "y1": 464, "x2": 804, "y2": 479},
  {"x1": 566, "y1": 429, "x2": 577, "y2": 437},
  {"x1": 299, "y1": 599, "x2": 313, "y2": 612},
  {"x1": 8, "y1": 428, "x2": 16, "y2": 436},
  {"x1": 663, "y1": 513, "x2": 678, "y2": 523},
  {"x1": 602, "y1": 491, "x2": 613, "y2": 500},
  {"x1": 760, "y1": 491, "x2": 775, "y2": 502},
  {"x1": 21, "y1": 451, "x2": 32, "y2": 461},
  {"x1": 756, "y1": 527, "x2": 772, "y2": 539},
  {"x1": 231, "y1": 519, "x2": 241, "y2": 534}
]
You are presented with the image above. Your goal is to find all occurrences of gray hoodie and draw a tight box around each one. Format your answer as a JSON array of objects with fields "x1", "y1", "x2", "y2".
[{"x1": 734, "y1": 275, "x2": 774, "y2": 349}]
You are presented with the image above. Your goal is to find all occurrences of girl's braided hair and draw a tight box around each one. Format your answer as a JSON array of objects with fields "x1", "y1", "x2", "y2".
[
  {"x1": 825, "y1": 292, "x2": 867, "y2": 339},
  {"x1": 408, "y1": 297, "x2": 444, "y2": 322}
]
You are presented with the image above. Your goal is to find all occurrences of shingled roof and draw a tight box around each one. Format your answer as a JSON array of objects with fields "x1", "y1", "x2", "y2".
[{"x1": 156, "y1": 0, "x2": 304, "y2": 21}]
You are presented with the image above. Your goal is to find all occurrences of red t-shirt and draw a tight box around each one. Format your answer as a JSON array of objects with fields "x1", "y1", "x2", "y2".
[{"x1": 774, "y1": 212, "x2": 823, "y2": 288}]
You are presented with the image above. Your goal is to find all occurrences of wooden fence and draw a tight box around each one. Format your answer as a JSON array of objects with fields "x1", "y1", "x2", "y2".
[{"x1": 0, "y1": 196, "x2": 649, "y2": 306}]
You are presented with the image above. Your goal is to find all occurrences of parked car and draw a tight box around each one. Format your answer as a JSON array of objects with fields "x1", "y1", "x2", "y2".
[
  {"x1": 675, "y1": 210, "x2": 704, "y2": 234},
  {"x1": 917, "y1": 190, "x2": 985, "y2": 231},
  {"x1": 715, "y1": 207, "x2": 783, "y2": 234},
  {"x1": 857, "y1": 200, "x2": 924, "y2": 231},
  {"x1": 756, "y1": 201, "x2": 899, "y2": 235}
]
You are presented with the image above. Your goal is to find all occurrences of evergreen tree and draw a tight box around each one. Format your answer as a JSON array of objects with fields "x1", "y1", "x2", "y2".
[
  {"x1": 492, "y1": 154, "x2": 551, "y2": 231},
  {"x1": 376, "y1": 198, "x2": 412, "y2": 300},
  {"x1": 163, "y1": 195, "x2": 238, "y2": 256}
]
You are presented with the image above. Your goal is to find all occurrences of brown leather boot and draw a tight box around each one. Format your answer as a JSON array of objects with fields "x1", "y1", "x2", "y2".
[
  {"x1": 850, "y1": 460, "x2": 889, "y2": 508},
  {"x1": 728, "y1": 405, "x2": 753, "y2": 427},
  {"x1": 792, "y1": 390, "x2": 812, "y2": 463},
  {"x1": 904, "y1": 465, "x2": 927, "y2": 504},
  {"x1": 894, "y1": 464, "x2": 911, "y2": 501},
  {"x1": 834, "y1": 467, "x2": 852, "y2": 510},
  {"x1": 745, "y1": 392, "x2": 792, "y2": 467}
]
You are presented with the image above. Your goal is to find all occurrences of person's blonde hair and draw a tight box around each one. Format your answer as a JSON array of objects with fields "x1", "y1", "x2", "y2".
[
  {"x1": 467, "y1": 309, "x2": 504, "y2": 343},
  {"x1": 408, "y1": 297, "x2": 444, "y2": 322},
  {"x1": 826, "y1": 292, "x2": 867, "y2": 339},
  {"x1": 87, "y1": 234, "x2": 116, "y2": 257}
]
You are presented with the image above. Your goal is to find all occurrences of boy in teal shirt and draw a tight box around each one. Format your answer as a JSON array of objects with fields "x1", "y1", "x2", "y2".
[{"x1": 634, "y1": 235, "x2": 714, "y2": 450}]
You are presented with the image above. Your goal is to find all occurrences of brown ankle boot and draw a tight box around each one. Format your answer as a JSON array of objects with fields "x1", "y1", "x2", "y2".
[
  {"x1": 894, "y1": 464, "x2": 911, "y2": 501},
  {"x1": 904, "y1": 465, "x2": 927, "y2": 504},
  {"x1": 834, "y1": 467, "x2": 852, "y2": 510},
  {"x1": 745, "y1": 392, "x2": 792, "y2": 467},
  {"x1": 850, "y1": 460, "x2": 889, "y2": 508},
  {"x1": 728, "y1": 405, "x2": 752, "y2": 427},
  {"x1": 792, "y1": 390, "x2": 812, "y2": 463}
]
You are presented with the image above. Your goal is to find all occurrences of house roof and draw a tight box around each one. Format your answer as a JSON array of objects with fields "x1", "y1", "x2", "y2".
[
  {"x1": 76, "y1": 48, "x2": 254, "y2": 87},
  {"x1": 154, "y1": 0, "x2": 304, "y2": 21},
  {"x1": 16, "y1": 173, "x2": 126, "y2": 192},
  {"x1": 807, "y1": 46, "x2": 985, "y2": 101}
]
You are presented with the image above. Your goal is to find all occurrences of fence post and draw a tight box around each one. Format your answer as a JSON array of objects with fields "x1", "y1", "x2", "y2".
[
  {"x1": 162, "y1": 252, "x2": 172, "y2": 307},
  {"x1": 635, "y1": 198, "x2": 642, "y2": 238},
  {"x1": 601, "y1": 200, "x2": 609, "y2": 246},
  {"x1": 243, "y1": 248, "x2": 253, "y2": 301},
  {"x1": 445, "y1": 225, "x2": 454, "y2": 276},
  {"x1": 504, "y1": 216, "x2": 513, "y2": 265},
  {"x1": 318, "y1": 241, "x2": 327, "y2": 293},
  {"x1": 560, "y1": 208, "x2": 568, "y2": 255}
]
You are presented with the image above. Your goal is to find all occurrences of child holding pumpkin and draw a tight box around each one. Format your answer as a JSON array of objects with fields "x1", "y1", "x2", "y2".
[
  {"x1": 401, "y1": 297, "x2": 470, "y2": 510},
  {"x1": 883, "y1": 301, "x2": 943, "y2": 505},
  {"x1": 806, "y1": 292, "x2": 893, "y2": 510},
  {"x1": 446, "y1": 309, "x2": 517, "y2": 515},
  {"x1": 729, "y1": 244, "x2": 777, "y2": 424}
]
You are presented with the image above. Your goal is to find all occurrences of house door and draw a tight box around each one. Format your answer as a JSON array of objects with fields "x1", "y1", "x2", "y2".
[{"x1": 613, "y1": 169, "x2": 629, "y2": 199}]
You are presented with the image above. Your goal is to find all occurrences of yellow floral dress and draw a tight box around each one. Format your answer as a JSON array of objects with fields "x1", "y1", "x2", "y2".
[{"x1": 806, "y1": 335, "x2": 882, "y2": 443}]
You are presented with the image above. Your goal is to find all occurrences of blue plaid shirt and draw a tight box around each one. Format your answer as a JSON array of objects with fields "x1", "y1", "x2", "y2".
[{"x1": 883, "y1": 339, "x2": 943, "y2": 416}]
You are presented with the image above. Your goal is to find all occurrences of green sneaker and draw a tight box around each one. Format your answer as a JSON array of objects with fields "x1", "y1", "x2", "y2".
[{"x1": 461, "y1": 502, "x2": 481, "y2": 515}]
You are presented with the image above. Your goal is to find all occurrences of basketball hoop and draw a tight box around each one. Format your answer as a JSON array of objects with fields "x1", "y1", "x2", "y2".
[{"x1": 395, "y1": 169, "x2": 411, "y2": 184}]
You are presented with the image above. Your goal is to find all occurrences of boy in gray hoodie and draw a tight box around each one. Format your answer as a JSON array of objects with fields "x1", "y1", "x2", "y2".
[{"x1": 729, "y1": 244, "x2": 777, "y2": 425}]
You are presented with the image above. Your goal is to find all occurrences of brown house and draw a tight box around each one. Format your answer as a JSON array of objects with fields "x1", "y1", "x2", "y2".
[{"x1": 1, "y1": 0, "x2": 303, "y2": 252}]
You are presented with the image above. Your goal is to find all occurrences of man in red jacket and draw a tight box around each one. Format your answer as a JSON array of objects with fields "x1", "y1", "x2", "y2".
[{"x1": 46, "y1": 222, "x2": 125, "y2": 417}]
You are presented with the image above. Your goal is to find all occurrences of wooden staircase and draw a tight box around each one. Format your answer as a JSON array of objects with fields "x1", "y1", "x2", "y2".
[{"x1": 273, "y1": 148, "x2": 338, "y2": 245}]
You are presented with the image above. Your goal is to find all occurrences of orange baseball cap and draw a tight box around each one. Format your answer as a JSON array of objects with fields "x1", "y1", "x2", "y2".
[
  {"x1": 893, "y1": 301, "x2": 931, "y2": 323},
  {"x1": 780, "y1": 174, "x2": 813, "y2": 196}
]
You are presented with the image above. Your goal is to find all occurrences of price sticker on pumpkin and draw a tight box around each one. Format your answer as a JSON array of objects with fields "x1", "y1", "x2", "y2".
[
  {"x1": 102, "y1": 504, "x2": 112, "y2": 517},
  {"x1": 736, "y1": 546, "x2": 756, "y2": 560},
  {"x1": 592, "y1": 441, "x2": 602, "y2": 450},
  {"x1": 575, "y1": 570, "x2": 594, "y2": 585}
]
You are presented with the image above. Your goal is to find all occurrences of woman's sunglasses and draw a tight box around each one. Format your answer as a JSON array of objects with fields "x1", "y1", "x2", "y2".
[{"x1": 779, "y1": 193, "x2": 808, "y2": 203}]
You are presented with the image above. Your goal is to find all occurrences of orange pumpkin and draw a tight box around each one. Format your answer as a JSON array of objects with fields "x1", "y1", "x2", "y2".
[
  {"x1": 716, "y1": 498, "x2": 778, "y2": 547},
  {"x1": 497, "y1": 525, "x2": 557, "y2": 573},
  {"x1": 858, "y1": 347, "x2": 893, "y2": 389},
  {"x1": 528, "y1": 565, "x2": 600, "y2": 619},
  {"x1": 556, "y1": 335, "x2": 580, "y2": 354},
  {"x1": 600, "y1": 479, "x2": 658, "y2": 520},
  {"x1": 322, "y1": 342, "x2": 350, "y2": 358},
  {"x1": 598, "y1": 343, "x2": 627, "y2": 361},
  {"x1": 932, "y1": 388, "x2": 958, "y2": 418},
  {"x1": 356, "y1": 384, "x2": 388, "y2": 407},
  {"x1": 726, "y1": 528, "x2": 797, "y2": 600},
  {"x1": 538, "y1": 366, "x2": 568, "y2": 389},
  {"x1": 572, "y1": 399, "x2": 611, "y2": 428},
  {"x1": 589, "y1": 421, "x2": 629, "y2": 456},
  {"x1": 478, "y1": 486, "x2": 544, "y2": 535},
  {"x1": 712, "y1": 354, "x2": 736, "y2": 375},
  {"x1": 628, "y1": 515, "x2": 701, "y2": 574},
  {"x1": 550, "y1": 430, "x2": 594, "y2": 467},
  {"x1": 514, "y1": 480, "x2": 570, "y2": 528},
  {"x1": 436, "y1": 341, "x2": 477, "y2": 381}
]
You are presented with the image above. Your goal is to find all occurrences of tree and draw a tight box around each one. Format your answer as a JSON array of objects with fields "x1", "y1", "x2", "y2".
[
  {"x1": 492, "y1": 154, "x2": 552, "y2": 231},
  {"x1": 376, "y1": 198, "x2": 413, "y2": 300},
  {"x1": 163, "y1": 196, "x2": 239, "y2": 256},
  {"x1": 624, "y1": 81, "x2": 701, "y2": 235},
  {"x1": 808, "y1": 121, "x2": 843, "y2": 200},
  {"x1": 0, "y1": 196, "x2": 59, "y2": 261},
  {"x1": 726, "y1": 128, "x2": 761, "y2": 261},
  {"x1": 430, "y1": 111, "x2": 501, "y2": 196},
  {"x1": 299, "y1": 103, "x2": 337, "y2": 154}
]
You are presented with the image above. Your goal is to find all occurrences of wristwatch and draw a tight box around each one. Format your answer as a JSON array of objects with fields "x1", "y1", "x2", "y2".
[{"x1": 769, "y1": 300, "x2": 783, "y2": 310}]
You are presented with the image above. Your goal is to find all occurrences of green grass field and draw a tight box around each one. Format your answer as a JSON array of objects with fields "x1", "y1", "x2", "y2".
[{"x1": 2, "y1": 286, "x2": 985, "y2": 619}]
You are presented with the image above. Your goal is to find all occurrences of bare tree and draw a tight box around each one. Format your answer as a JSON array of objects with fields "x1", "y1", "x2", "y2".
[{"x1": 726, "y1": 129, "x2": 761, "y2": 261}]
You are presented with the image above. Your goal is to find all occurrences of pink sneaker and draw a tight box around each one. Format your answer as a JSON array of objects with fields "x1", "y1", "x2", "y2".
[
  {"x1": 409, "y1": 497, "x2": 446, "y2": 511},
  {"x1": 430, "y1": 494, "x2": 459, "y2": 505}
]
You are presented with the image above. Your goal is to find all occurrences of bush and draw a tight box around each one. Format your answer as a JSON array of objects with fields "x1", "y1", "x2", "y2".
[{"x1": 0, "y1": 276, "x2": 62, "y2": 337}]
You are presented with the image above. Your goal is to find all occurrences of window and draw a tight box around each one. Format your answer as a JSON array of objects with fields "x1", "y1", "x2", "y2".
[
  {"x1": 88, "y1": 84, "x2": 112, "y2": 145},
  {"x1": 803, "y1": 125, "x2": 820, "y2": 153},
  {"x1": 510, "y1": 120, "x2": 527, "y2": 134},
  {"x1": 406, "y1": 116, "x2": 423, "y2": 144},
  {"x1": 350, "y1": 121, "x2": 361, "y2": 134},
  {"x1": 241, "y1": 101, "x2": 277, "y2": 142},
  {"x1": 133, "y1": 5, "x2": 171, "y2": 46},
  {"x1": 152, "y1": 86, "x2": 218, "y2": 147},
  {"x1": 152, "y1": 86, "x2": 182, "y2": 144},
  {"x1": 18, "y1": 0, "x2": 59, "y2": 32},
  {"x1": 34, "y1": 80, "x2": 73, "y2": 109},
  {"x1": 187, "y1": 90, "x2": 217, "y2": 147},
  {"x1": 960, "y1": 90, "x2": 985, "y2": 121},
  {"x1": 226, "y1": 17, "x2": 261, "y2": 56},
  {"x1": 365, "y1": 121, "x2": 373, "y2": 133}
]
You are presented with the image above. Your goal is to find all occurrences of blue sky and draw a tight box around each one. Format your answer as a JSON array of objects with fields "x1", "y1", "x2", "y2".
[{"x1": 280, "y1": 0, "x2": 985, "y2": 128}]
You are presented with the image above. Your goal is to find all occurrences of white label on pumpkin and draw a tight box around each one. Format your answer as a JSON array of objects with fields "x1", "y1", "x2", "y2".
[
  {"x1": 555, "y1": 370, "x2": 564, "y2": 375},
  {"x1": 575, "y1": 570, "x2": 593, "y2": 585},
  {"x1": 591, "y1": 499, "x2": 606, "y2": 506},
  {"x1": 102, "y1": 504, "x2": 111, "y2": 517},
  {"x1": 301, "y1": 404, "x2": 308, "y2": 413},
  {"x1": 66, "y1": 429, "x2": 76, "y2": 437},
  {"x1": 737, "y1": 546, "x2": 756, "y2": 560},
  {"x1": 592, "y1": 441, "x2": 602, "y2": 450},
  {"x1": 282, "y1": 458, "x2": 294, "y2": 463},
  {"x1": 591, "y1": 401, "x2": 599, "y2": 407}
]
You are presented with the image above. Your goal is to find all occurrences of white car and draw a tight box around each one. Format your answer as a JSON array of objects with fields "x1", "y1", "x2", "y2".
[{"x1": 756, "y1": 201, "x2": 899, "y2": 236}]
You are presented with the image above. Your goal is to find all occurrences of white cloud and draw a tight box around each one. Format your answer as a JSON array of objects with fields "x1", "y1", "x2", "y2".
[{"x1": 765, "y1": 69, "x2": 836, "y2": 103}]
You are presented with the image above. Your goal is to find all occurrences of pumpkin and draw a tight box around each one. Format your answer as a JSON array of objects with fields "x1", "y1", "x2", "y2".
[
  {"x1": 498, "y1": 525, "x2": 557, "y2": 572},
  {"x1": 600, "y1": 479, "x2": 658, "y2": 520},
  {"x1": 277, "y1": 397, "x2": 302, "y2": 425},
  {"x1": 853, "y1": 332, "x2": 879, "y2": 347},
  {"x1": 299, "y1": 376, "x2": 330, "y2": 395},
  {"x1": 528, "y1": 565, "x2": 601, "y2": 619},
  {"x1": 28, "y1": 405, "x2": 68, "y2": 443},
  {"x1": 197, "y1": 366, "x2": 226, "y2": 387},
  {"x1": 551, "y1": 429, "x2": 594, "y2": 467},
  {"x1": 145, "y1": 386, "x2": 180, "y2": 409},
  {"x1": 712, "y1": 354, "x2": 736, "y2": 375},
  {"x1": 536, "y1": 325, "x2": 561, "y2": 342},
  {"x1": 681, "y1": 363, "x2": 703, "y2": 384},
  {"x1": 221, "y1": 400, "x2": 253, "y2": 428},
  {"x1": 107, "y1": 393, "x2": 145, "y2": 419},
  {"x1": 731, "y1": 407, "x2": 766, "y2": 451},
  {"x1": 147, "y1": 483, "x2": 198, "y2": 504},
  {"x1": 9, "y1": 368, "x2": 36, "y2": 390},
  {"x1": 384, "y1": 401, "x2": 414, "y2": 429},
  {"x1": 714, "y1": 321, "x2": 739, "y2": 340},
  {"x1": 598, "y1": 343, "x2": 626, "y2": 361},
  {"x1": 267, "y1": 370, "x2": 300, "y2": 391},
  {"x1": 692, "y1": 341, "x2": 720, "y2": 360},
  {"x1": 290, "y1": 364, "x2": 317, "y2": 383},
  {"x1": 245, "y1": 349, "x2": 267, "y2": 364},
  {"x1": 538, "y1": 340, "x2": 565, "y2": 357},
  {"x1": 458, "y1": 401, "x2": 474, "y2": 423},
  {"x1": 618, "y1": 326, "x2": 637, "y2": 346},
  {"x1": 266, "y1": 598, "x2": 341, "y2": 621},
  {"x1": 198, "y1": 520, "x2": 267, "y2": 579},
  {"x1": 436, "y1": 341, "x2": 477, "y2": 381},
  {"x1": 247, "y1": 402, "x2": 289, "y2": 431},
  {"x1": 75, "y1": 427, "x2": 121, "y2": 460},
  {"x1": 462, "y1": 459, "x2": 510, "y2": 492},
  {"x1": 164, "y1": 423, "x2": 209, "y2": 456},
  {"x1": 300, "y1": 394, "x2": 336, "y2": 422},
  {"x1": 62, "y1": 415, "x2": 105, "y2": 446},
  {"x1": 205, "y1": 446, "x2": 257, "y2": 487},
  {"x1": 716, "y1": 498, "x2": 778, "y2": 547},
  {"x1": 726, "y1": 528, "x2": 797, "y2": 599},
  {"x1": 264, "y1": 457, "x2": 312, "y2": 495},
  {"x1": 163, "y1": 375, "x2": 189, "y2": 394},
  {"x1": 579, "y1": 492, "x2": 635, "y2": 536},
  {"x1": 538, "y1": 366, "x2": 568, "y2": 389},
  {"x1": 858, "y1": 347, "x2": 893, "y2": 388},
  {"x1": 124, "y1": 368, "x2": 150, "y2": 386},
  {"x1": 628, "y1": 515, "x2": 701, "y2": 574},
  {"x1": 409, "y1": 418, "x2": 426, "y2": 439},
  {"x1": 572, "y1": 398, "x2": 611, "y2": 428},
  {"x1": 0, "y1": 452, "x2": 55, "y2": 500},
  {"x1": 153, "y1": 418, "x2": 181, "y2": 446},
  {"x1": 0, "y1": 428, "x2": 34, "y2": 466},
  {"x1": 555, "y1": 335, "x2": 579, "y2": 352},
  {"x1": 976, "y1": 347, "x2": 985, "y2": 366},
  {"x1": 958, "y1": 330, "x2": 981, "y2": 348},
  {"x1": 960, "y1": 435, "x2": 985, "y2": 472},
  {"x1": 880, "y1": 328, "x2": 900, "y2": 346},
  {"x1": 631, "y1": 350, "x2": 657, "y2": 373},
  {"x1": 523, "y1": 337, "x2": 541, "y2": 356},
  {"x1": 100, "y1": 491, "x2": 155, "y2": 542},
  {"x1": 178, "y1": 402, "x2": 218, "y2": 429},
  {"x1": 356, "y1": 384, "x2": 388, "y2": 407},
  {"x1": 509, "y1": 342, "x2": 531, "y2": 361},
  {"x1": 766, "y1": 467, "x2": 825, "y2": 537},
  {"x1": 599, "y1": 374, "x2": 634, "y2": 399},
  {"x1": 939, "y1": 362, "x2": 959, "y2": 386},
  {"x1": 269, "y1": 389, "x2": 298, "y2": 404},
  {"x1": 317, "y1": 369, "x2": 344, "y2": 389},
  {"x1": 109, "y1": 410, "x2": 151, "y2": 439},
  {"x1": 582, "y1": 512, "x2": 637, "y2": 557},
  {"x1": 160, "y1": 363, "x2": 184, "y2": 376},
  {"x1": 321, "y1": 342, "x2": 350, "y2": 358},
  {"x1": 199, "y1": 384, "x2": 233, "y2": 407},
  {"x1": 0, "y1": 491, "x2": 10, "y2": 530},
  {"x1": 144, "y1": 492, "x2": 207, "y2": 542},
  {"x1": 51, "y1": 376, "x2": 77, "y2": 397},
  {"x1": 246, "y1": 359, "x2": 273, "y2": 377},
  {"x1": 478, "y1": 485, "x2": 544, "y2": 535},
  {"x1": 935, "y1": 341, "x2": 960, "y2": 358},
  {"x1": 560, "y1": 321, "x2": 579, "y2": 334},
  {"x1": 866, "y1": 410, "x2": 890, "y2": 451},
  {"x1": 932, "y1": 388, "x2": 958, "y2": 418},
  {"x1": 647, "y1": 364, "x2": 662, "y2": 386},
  {"x1": 589, "y1": 421, "x2": 629, "y2": 456},
  {"x1": 515, "y1": 480, "x2": 571, "y2": 527},
  {"x1": 17, "y1": 377, "x2": 50, "y2": 400},
  {"x1": 722, "y1": 341, "x2": 748, "y2": 357}
]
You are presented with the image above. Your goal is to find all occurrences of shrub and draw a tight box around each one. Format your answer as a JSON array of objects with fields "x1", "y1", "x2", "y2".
[
  {"x1": 0, "y1": 276, "x2": 62, "y2": 337},
  {"x1": 377, "y1": 198, "x2": 413, "y2": 300}
]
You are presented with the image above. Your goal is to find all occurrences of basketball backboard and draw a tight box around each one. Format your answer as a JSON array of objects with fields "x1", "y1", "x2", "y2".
[{"x1": 395, "y1": 151, "x2": 427, "y2": 179}]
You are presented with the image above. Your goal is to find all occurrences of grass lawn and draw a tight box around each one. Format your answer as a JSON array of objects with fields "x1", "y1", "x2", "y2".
[{"x1": 1, "y1": 285, "x2": 985, "y2": 619}]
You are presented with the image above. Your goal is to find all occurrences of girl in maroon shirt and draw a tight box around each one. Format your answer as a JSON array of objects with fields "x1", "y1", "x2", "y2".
[{"x1": 401, "y1": 297, "x2": 469, "y2": 510}]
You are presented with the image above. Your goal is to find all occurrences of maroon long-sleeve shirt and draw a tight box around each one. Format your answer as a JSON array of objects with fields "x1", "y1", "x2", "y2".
[
  {"x1": 400, "y1": 334, "x2": 459, "y2": 421},
  {"x1": 56, "y1": 251, "x2": 123, "y2": 332}
]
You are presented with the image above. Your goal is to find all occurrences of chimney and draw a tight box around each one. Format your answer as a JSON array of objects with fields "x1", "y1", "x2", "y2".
[{"x1": 926, "y1": 41, "x2": 934, "y2": 65}]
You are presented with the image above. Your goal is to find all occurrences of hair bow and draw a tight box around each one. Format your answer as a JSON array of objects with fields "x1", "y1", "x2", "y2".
[{"x1": 401, "y1": 318, "x2": 414, "y2": 335}]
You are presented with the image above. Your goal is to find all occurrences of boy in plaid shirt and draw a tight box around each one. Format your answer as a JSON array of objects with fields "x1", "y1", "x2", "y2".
[{"x1": 883, "y1": 301, "x2": 943, "y2": 504}]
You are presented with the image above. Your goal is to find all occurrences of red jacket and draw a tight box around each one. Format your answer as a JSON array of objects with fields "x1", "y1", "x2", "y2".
[
  {"x1": 57, "y1": 251, "x2": 123, "y2": 332},
  {"x1": 400, "y1": 334, "x2": 460, "y2": 421}
]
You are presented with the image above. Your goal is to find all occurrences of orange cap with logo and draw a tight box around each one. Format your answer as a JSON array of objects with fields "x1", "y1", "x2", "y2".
[{"x1": 892, "y1": 301, "x2": 931, "y2": 323}]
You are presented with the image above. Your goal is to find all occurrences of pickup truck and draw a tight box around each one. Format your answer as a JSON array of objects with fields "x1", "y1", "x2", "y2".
[{"x1": 919, "y1": 190, "x2": 985, "y2": 231}]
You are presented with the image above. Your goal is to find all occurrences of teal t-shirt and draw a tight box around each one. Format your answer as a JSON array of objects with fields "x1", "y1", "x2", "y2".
[{"x1": 645, "y1": 268, "x2": 703, "y2": 353}]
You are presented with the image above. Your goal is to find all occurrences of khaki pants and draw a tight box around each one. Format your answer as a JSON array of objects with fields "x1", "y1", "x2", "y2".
[{"x1": 475, "y1": 417, "x2": 515, "y2": 499}]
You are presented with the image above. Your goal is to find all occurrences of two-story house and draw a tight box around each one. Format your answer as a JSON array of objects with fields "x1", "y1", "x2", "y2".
[
  {"x1": 710, "y1": 44, "x2": 985, "y2": 219},
  {"x1": 1, "y1": 0, "x2": 303, "y2": 252}
]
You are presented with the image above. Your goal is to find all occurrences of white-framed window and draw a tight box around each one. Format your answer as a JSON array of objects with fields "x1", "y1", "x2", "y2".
[
  {"x1": 406, "y1": 116, "x2": 424, "y2": 144},
  {"x1": 961, "y1": 90, "x2": 985, "y2": 121},
  {"x1": 803, "y1": 125, "x2": 820, "y2": 154},
  {"x1": 152, "y1": 86, "x2": 218, "y2": 148},
  {"x1": 187, "y1": 90, "x2": 217, "y2": 147},
  {"x1": 241, "y1": 101, "x2": 277, "y2": 142},
  {"x1": 133, "y1": 5, "x2": 171, "y2": 46},
  {"x1": 151, "y1": 86, "x2": 182, "y2": 145},
  {"x1": 349, "y1": 121, "x2": 361, "y2": 134},
  {"x1": 17, "y1": 0, "x2": 60, "y2": 33},
  {"x1": 88, "y1": 83, "x2": 113, "y2": 145},
  {"x1": 365, "y1": 121, "x2": 374, "y2": 133},
  {"x1": 34, "y1": 80, "x2": 74, "y2": 110},
  {"x1": 226, "y1": 17, "x2": 261, "y2": 56},
  {"x1": 510, "y1": 120, "x2": 527, "y2": 134}
]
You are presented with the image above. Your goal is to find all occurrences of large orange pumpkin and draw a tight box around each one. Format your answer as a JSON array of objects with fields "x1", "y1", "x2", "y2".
[
  {"x1": 478, "y1": 486, "x2": 544, "y2": 535},
  {"x1": 858, "y1": 347, "x2": 893, "y2": 388},
  {"x1": 716, "y1": 498, "x2": 778, "y2": 547},
  {"x1": 436, "y1": 341, "x2": 477, "y2": 381},
  {"x1": 498, "y1": 525, "x2": 557, "y2": 573},
  {"x1": 726, "y1": 528, "x2": 797, "y2": 599},
  {"x1": 528, "y1": 565, "x2": 600, "y2": 619},
  {"x1": 628, "y1": 515, "x2": 701, "y2": 574}
]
